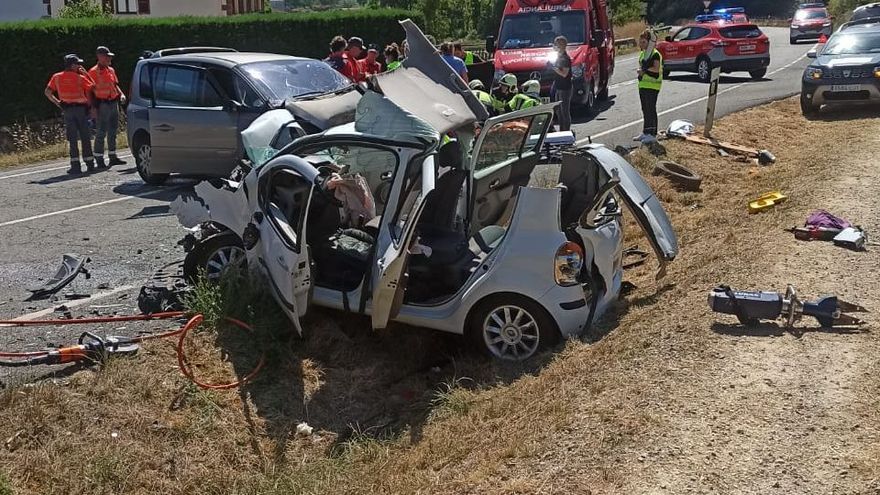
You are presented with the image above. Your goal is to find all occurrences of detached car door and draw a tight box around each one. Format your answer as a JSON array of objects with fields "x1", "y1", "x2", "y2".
[
  {"x1": 147, "y1": 63, "x2": 239, "y2": 176},
  {"x1": 467, "y1": 105, "x2": 555, "y2": 236},
  {"x1": 254, "y1": 155, "x2": 318, "y2": 335},
  {"x1": 371, "y1": 153, "x2": 437, "y2": 330}
]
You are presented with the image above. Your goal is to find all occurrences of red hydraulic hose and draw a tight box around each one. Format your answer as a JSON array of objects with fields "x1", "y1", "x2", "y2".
[{"x1": 175, "y1": 314, "x2": 265, "y2": 390}]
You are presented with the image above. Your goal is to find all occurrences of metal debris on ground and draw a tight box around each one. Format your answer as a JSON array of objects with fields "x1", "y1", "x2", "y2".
[
  {"x1": 670, "y1": 133, "x2": 775, "y2": 165},
  {"x1": 26, "y1": 254, "x2": 91, "y2": 301},
  {"x1": 138, "y1": 261, "x2": 189, "y2": 314},
  {"x1": 748, "y1": 191, "x2": 787, "y2": 213},
  {"x1": 708, "y1": 285, "x2": 868, "y2": 328}
]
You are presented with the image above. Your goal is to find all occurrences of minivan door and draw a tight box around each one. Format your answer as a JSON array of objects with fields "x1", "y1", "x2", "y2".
[
  {"x1": 371, "y1": 153, "x2": 436, "y2": 329},
  {"x1": 147, "y1": 63, "x2": 239, "y2": 176},
  {"x1": 254, "y1": 155, "x2": 318, "y2": 335},
  {"x1": 467, "y1": 105, "x2": 555, "y2": 236}
]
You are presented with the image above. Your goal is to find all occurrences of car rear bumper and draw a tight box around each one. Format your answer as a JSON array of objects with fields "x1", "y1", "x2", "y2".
[
  {"x1": 790, "y1": 26, "x2": 833, "y2": 40},
  {"x1": 802, "y1": 79, "x2": 880, "y2": 105},
  {"x1": 719, "y1": 56, "x2": 770, "y2": 73}
]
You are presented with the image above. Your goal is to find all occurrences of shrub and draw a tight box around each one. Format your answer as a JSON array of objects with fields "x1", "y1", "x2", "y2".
[{"x1": 0, "y1": 9, "x2": 422, "y2": 125}]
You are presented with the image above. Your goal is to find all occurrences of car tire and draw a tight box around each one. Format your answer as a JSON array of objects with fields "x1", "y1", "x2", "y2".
[
  {"x1": 134, "y1": 134, "x2": 169, "y2": 186},
  {"x1": 749, "y1": 68, "x2": 767, "y2": 80},
  {"x1": 183, "y1": 231, "x2": 246, "y2": 283},
  {"x1": 800, "y1": 93, "x2": 820, "y2": 119},
  {"x1": 652, "y1": 161, "x2": 702, "y2": 192},
  {"x1": 697, "y1": 57, "x2": 713, "y2": 83},
  {"x1": 790, "y1": 37, "x2": 797, "y2": 45},
  {"x1": 468, "y1": 294, "x2": 560, "y2": 362}
]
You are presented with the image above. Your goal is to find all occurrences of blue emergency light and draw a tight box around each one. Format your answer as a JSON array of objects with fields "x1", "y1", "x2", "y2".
[
  {"x1": 713, "y1": 7, "x2": 745, "y2": 14},
  {"x1": 695, "y1": 14, "x2": 723, "y2": 22}
]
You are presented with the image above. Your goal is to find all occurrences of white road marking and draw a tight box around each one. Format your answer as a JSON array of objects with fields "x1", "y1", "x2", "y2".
[
  {"x1": 0, "y1": 152, "x2": 132, "y2": 181},
  {"x1": 0, "y1": 186, "x2": 180, "y2": 228},
  {"x1": 577, "y1": 46, "x2": 816, "y2": 144},
  {"x1": 1, "y1": 285, "x2": 136, "y2": 324},
  {"x1": 610, "y1": 79, "x2": 638, "y2": 89}
]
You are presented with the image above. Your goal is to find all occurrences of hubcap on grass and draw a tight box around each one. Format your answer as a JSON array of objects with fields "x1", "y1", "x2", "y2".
[
  {"x1": 206, "y1": 245, "x2": 246, "y2": 280},
  {"x1": 483, "y1": 305, "x2": 540, "y2": 361}
]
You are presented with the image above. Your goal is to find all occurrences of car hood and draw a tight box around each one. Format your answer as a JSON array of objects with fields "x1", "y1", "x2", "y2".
[
  {"x1": 815, "y1": 53, "x2": 880, "y2": 67},
  {"x1": 494, "y1": 45, "x2": 591, "y2": 72},
  {"x1": 285, "y1": 88, "x2": 361, "y2": 131},
  {"x1": 587, "y1": 145, "x2": 678, "y2": 271}
]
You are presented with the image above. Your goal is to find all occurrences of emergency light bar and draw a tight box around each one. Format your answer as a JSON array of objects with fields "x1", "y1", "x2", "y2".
[
  {"x1": 696, "y1": 14, "x2": 724, "y2": 22},
  {"x1": 713, "y1": 7, "x2": 745, "y2": 14}
]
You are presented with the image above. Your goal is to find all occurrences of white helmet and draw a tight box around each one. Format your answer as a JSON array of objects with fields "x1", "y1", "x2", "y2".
[{"x1": 522, "y1": 79, "x2": 540, "y2": 95}]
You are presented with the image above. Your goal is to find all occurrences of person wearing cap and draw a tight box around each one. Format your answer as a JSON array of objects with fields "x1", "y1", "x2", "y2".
[
  {"x1": 506, "y1": 79, "x2": 541, "y2": 112},
  {"x1": 469, "y1": 79, "x2": 497, "y2": 116},
  {"x1": 492, "y1": 73, "x2": 518, "y2": 114},
  {"x1": 549, "y1": 35, "x2": 573, "y2": 132},
  {"x1": 359, "y1": 45, "x2": 382, "y2": 76},
  {"x1": 341, "y1": 37, "x2": 365, "y2": 83},
  {"x1": 89, "y1": 46, "x2": 126, "y2": 168},
  {"x1": 439, "y1": 41, "x2": 469, "y2": 82},
  {"x1": 324, "y1": 35, "x2": 347, "y2": 73},
  {"x1": 384, "y1": 44, "x2": 402, "y2": 71},
  {"x1": 453, "y1": 41, "x2": 483, "y2": 65},
  {"x1": 45, "y1": 54, "x2": 96, "y2": 174}
]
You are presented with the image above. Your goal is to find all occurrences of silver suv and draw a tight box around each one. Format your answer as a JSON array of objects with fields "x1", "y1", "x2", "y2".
[{"x1": 126, "y1": 48, "x2": 356, "y2": 185}]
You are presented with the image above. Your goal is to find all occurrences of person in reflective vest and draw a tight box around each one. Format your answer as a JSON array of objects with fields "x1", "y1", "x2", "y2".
[
  {"x1": 506, "y1": 79, "x2": 541, "y2": 112},
  {"x1": 469, "y1": 79, "x2": 497, "y2": 116},
  {"x1": 384, "y1": 43, "x2": 402, "y2": 71},
  {"x1": 492, "y1": 73, "x2": 518, "y2": 114},
  {"x1": 45, "y1": 54, "x2": 95, "y2": 174},
  {"x1": 636, "y1": 30, "x2": 663, "y2": 140},
  {"x1": 89, "y1": 46, "x2": 127, "y2": 168},
  {"x1": 453, "y1": 42, "x2": 483, "y2": 65}
]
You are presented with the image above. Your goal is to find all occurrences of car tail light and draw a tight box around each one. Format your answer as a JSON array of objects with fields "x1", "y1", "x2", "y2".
[{"x1": 554, "y1": 241, "x2": 584, "y2": 287}]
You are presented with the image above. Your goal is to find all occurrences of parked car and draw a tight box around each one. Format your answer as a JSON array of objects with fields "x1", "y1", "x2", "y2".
[
  {"x1": 126, "y1": 49, "x2": 357, "y2": 185},
  {"x1": 658, "y1": 21, "x2": 770, "y2": 82},
  {"x1": 800, "y1": 21, "x2": 880, "y2": 116},
  {"x1": 790, "y1": 5, "x2": 833, "y2": 44},
  {"x1": 488, "y1": 0, "x2": 616, "y2": 111},
  {"x1": 851, "y1": 2, "x2": 880, "y2": 22},
  {"x1": 172, "y1": 20, "x2": 679, "y2": 362}
]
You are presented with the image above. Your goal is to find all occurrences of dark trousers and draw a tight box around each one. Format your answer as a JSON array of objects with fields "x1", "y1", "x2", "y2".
[
  {"x1": 94, "y1": 100, "x2": 119, "y2": 157},
  {"x1": 62, "y1": 105, "x2": 93, "y2": 163},
  {"x1": 639, "y1": 88, "x2": 660, "y2": 136},
  {"x1": 553, "y1": 88, "x2": 573, "y2": 132}
]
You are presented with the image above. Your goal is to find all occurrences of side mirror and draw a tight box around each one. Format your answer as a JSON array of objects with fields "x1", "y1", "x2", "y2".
[
  {"x1": 665, "y1": 35, "x2": 673, "y2": 42},
  {"x1": 592, "y1": 29, "x2": 606, "y2": 46},
  {"x1": 807, "y1": 49, "x2": 818, "y2": 58},
  {"x1": 486, "y1": 35, "x2": 496, "y2": 54},
  {"x1": 224, "y1": 99, "x2": 244, "y2": 112}
]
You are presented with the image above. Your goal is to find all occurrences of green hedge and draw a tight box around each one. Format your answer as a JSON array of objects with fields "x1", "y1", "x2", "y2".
[{"x1": 0, "y1": 9, "x2": 422, "y2": 125}]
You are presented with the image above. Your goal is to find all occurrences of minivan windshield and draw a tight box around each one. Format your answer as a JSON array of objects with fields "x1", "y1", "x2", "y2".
[
  {"x1": 794, "y1": 9, "x2": 828, "y2": 21},
  {"x1": 499, "y1": 11, "x2": 585, "y2": 49},
  {"x1": 240, "y1": 59, "x2": 352, "y2": 100},
  {"x1": 823, "y1": 32, "x2": 880, "y2": 55}
]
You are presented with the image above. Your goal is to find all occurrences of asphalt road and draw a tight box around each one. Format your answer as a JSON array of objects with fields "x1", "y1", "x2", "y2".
[{"x1": 0, "y1": 27, "x2": 814, "y2": 383}]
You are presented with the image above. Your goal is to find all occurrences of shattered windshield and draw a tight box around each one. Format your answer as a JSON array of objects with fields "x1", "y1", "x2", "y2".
[
  {"x1": 240, "y1": 59, "x2": 351, "y2": 100},
  {"x1": 823, "y1": 32, "x2": 880, "y2": 54},
  {"x1": 499, "y1": 11, "x2": 585, "y2": 49}
]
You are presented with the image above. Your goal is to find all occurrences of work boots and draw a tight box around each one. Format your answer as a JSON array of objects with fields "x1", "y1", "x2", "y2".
[
  {"x1": 85, "y1": 159, "x2": 96, "y2": 172},
  {"x1": 67, "y1": 160, "x2": 82, "y2": 175},
  {"x1": 95, "y1": 156, "x2": 107, "y2": 168},
  {"x1": 108, "y1": 155, "x2": 126, "y2": 166}
]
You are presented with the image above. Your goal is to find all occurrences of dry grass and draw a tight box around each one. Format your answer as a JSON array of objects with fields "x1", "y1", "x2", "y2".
[
  {"x1": 616, "y1": 20, "x2": 648, "y2": 41},
  {"x1": 0, "y1": 118, "x2": 128, "y2": 171},
  {"x1": 0, "y1": 98, "x2": 878, "y2": 494}
]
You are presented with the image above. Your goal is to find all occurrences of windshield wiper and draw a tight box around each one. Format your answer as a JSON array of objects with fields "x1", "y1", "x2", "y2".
[{"x1": 290, "y1": 85, "x2": 355, "y2": 101}]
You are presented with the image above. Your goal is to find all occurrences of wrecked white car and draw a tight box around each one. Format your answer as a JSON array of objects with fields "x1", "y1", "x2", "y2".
[{"x1": 172, "y1": 20, "x2": 678, "y2": 361}]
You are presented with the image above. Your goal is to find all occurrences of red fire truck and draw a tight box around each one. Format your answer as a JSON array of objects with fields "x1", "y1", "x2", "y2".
[{"x1": 487, "y1": 0, "x2": 615, "y2": 111}]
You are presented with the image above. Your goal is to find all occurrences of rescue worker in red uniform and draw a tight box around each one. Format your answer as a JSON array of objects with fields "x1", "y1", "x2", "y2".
[
  {"x1": 359, "y1": 45, "x2": 382, "y2": 76},
  {"x1": 45, "y1": 54, "x2": 95, "y2": 174},
  {"x1": 341, "y1": 37, "x2": 365, "y2": 83},
  {"x1": 88, "y1": 46, "x2": 127, "y2": 168}
]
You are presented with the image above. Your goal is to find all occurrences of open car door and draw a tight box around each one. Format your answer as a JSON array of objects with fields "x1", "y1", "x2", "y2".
[
  {"x1": 467, "y1": 105, "x2": 555, "y2": 236},
  {"x1": 371, "y1": 154, "x2": 437, "y2": 329},
  {"x1": 254, "y1": 155, "x2": 318, "y2": 335},
  {"x1": 585, "y1": 145, "x2": 679, "y2": 278}
]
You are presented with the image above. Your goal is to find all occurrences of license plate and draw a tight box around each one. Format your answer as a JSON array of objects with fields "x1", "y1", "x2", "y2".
[
  {"x1": 831, "y1": 84, "x2": 861, "y2": 92},
  {"x1": 739, "y1": 44, "x2": 756, "y2": 52},
  {"x1": 540, "y1": 97, "x2": 551, "y2": 104}
]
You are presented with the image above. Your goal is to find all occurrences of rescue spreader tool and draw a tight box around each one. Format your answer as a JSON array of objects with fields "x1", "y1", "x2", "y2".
[{"x1": 708, "y1": 285, "x2": 867, "y2": 328}]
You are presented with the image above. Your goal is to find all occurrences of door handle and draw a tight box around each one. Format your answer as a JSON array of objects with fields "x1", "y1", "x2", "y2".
[
  {"x1": 488, "y1": 179, "x2": 502, "y2": 190},
  {"x1": 155, "y1": 124, "x2": 175, "y2": 132}
]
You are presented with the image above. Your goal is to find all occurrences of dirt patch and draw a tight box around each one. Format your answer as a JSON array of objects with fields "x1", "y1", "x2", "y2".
[{"x1": 0, "y1": 97, "x2": 877, "y2": 494}]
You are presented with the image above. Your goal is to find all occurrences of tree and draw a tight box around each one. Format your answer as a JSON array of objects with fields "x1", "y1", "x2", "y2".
[{"x1": 58, "y1": 0, "x2": 110, "y2": 18}]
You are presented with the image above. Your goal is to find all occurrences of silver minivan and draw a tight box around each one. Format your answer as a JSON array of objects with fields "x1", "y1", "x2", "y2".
[
  {"x1": 126, "y1": 49, "x2": 357, "y2": 185},
  {"x1": 172, "y1": 21, "x2": 679, "y2": 361}
]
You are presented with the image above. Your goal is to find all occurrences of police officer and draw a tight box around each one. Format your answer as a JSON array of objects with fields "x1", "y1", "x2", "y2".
[
  {"x1": 492, "y1": 74, "x2": 518, "y2": 114},
  {"x1": 636, "y1": 30, "x2": 663, "y2": 140},
  {"x1": 89, "y1": 46, "x2": 126, "y2": 168},
  {"x1": 507, "y1": 79, "x2": 541, "y2": 112},
  {"x1": 469, "y1": 79, "x2": 497, "y2": 116},
  {"x1": 45, "y1": 54, "x2": 95, "y2": 174}
]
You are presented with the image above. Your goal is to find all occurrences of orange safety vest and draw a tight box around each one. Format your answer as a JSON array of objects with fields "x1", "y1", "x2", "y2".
[
  {"x1": 89, "y1": 65, "x2": 119, "y2": 100},
  {"x1": 49, "y1": 70, "x2": 92, "y2": 105}
]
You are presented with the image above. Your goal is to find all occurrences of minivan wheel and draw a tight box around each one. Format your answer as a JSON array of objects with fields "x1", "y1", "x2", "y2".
[
  {"x1": 134, "y1": 135, "x2": 169, "y2": 186},
  {"x1": 183, "y1": 232, "x2": 246, "y2": 283},
  {"x1": 469, "y1": 294, "x2": 559, "y2": 361},
  {"x1": 697, "y1": 57, "x2": 712, "y2": 83}
]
